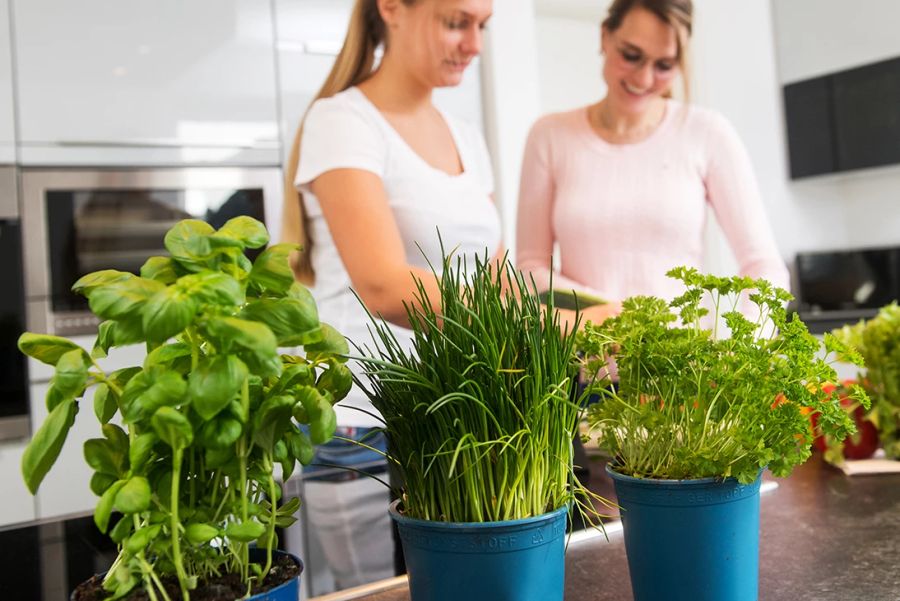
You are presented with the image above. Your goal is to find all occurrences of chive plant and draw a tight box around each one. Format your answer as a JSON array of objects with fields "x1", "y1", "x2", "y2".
[{"x1": 355, "y1": 253, "x2": 602, "y2": 523}]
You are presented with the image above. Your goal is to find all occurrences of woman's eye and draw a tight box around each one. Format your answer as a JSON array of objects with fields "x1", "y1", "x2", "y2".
[
  {"x1": 621, "y1": 51, "x2": 642, "y2": 63},
  {"x1": 655, "y1": 61, "x2": 675, "y2": 72},
  {"x1": 444, "y1": 19, "x2": 468, "y2": 30}
]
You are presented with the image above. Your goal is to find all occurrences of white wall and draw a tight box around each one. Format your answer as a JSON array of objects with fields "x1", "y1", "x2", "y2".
[{"x1": 534, "y1": 16, "x2": 603, "y2": 115}]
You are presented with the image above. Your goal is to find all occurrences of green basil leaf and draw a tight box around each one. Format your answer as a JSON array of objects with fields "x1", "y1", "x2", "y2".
[
  {"x1": 142, "y1": 287, "x2": 199, "y2": 343},
  {"x1": 94, "y1": 480, "x2": 126, "y2": 533},
  {"x1": 201, "y1": 317, "x2": 280, "y2": 378},
  {"x1": 88, "y1": 277, "x2": 165, "y2": 322},
  {"x1": 288, "y1": 430, "x2": 314, "y2": 465},
  {"x1": 129, "y1": 432, "x2": 157, "y2": 473},
  {"x1": 299, "y1": 389, "x2": 336, "y2": 445},
  {"x1": 120, "y1": 370, "x2": 187, "y2": 423},
  {"x1": 164, "y1": 220, "x2": 215, "y2": 259},
  {"x1": 316, "y1": 359, "x2": 353, "y2": 403},
  {"x1": 248, "y1": 243, "x2": 298, "y2": 295},
  {"x1": 241, "y1": 296, "x2": 319, "y2": 346},
  {"x1": 124, "y1": 524, "x2": 161, "y2": 555},
  {"x1": 197, "y1": 415, "x2": 243, "y2": 449},
  {"x1": 184, "y1": 523, "x2": 220, "y2": 545},
  {"x1": 269, "y1": 363, "x2": 315, "y2": 396},
  {"x1": 71, "y1": 270, "x2": 133, "y2": 296},
  {"x1": 216, "y1": 216, "x2": 269, "y2": 250},
  {"x1": 151, "y1": 407, "x2": 193, "y2": 450},
  {"x1": 176, "y1": 272, "x2": 245, "y2": 307},
  {"x1": 144, "y1": 342, "x2": 192, "y2": 370},
  {"x1": 90, "y1": 472, "x2": 118, "y2": 497},
  {"x1": 21, "y1": 398, "x2": 78, "y2": 494},
  {"x1": 304, "y1": 323, "x2": 349, "y2": 362},
  {"x1": 83, "y1": 438, "x2": 127, "y2": 477},
  {"x1": 17, "y1": 333, "x2": 85, "y2": 366},
  {"x1": 93, "y1": 384, "x2": 117, "y2": 424},
  {"x1": 225, "y1": 520, "x2": 266, "y2": 543},
  {"x1": 251, "y1": 395, "x2": 295, "y2": 452},
  {"x1": 109, "y1": 516, "x2": 134, "y2": 544},
  {"x1": 114, "y1": 476, "x2": 151, "y2": 514},
  {"x1": 140, "y1": 256, "x2": 180, "y2": 284},
  {"x1": 189, "y1": 355, "x2": 248, "y2": 420}
]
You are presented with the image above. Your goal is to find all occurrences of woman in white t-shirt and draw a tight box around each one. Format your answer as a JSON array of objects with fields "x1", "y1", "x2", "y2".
[{"x1": 280, "y1": 0, "x2": 497, "y2": 590}]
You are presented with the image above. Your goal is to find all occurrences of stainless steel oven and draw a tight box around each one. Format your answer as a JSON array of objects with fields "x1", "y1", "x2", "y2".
[
  {"x1": 21, "y1": 168, "x2": 282, "y2": 337},
  {"x1": 0, "y1": 167, "x2": 29, "y2": 440}
]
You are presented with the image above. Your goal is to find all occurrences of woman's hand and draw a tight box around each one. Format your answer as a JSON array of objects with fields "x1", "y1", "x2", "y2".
[{"x1": 580, "y1": 301, "x2": 622, "y2": 327}]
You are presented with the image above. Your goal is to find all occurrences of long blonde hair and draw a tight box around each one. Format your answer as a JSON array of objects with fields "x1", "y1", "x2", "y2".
[{"x1": 282, "y1": 0, "x2": 391, "y2": 283}]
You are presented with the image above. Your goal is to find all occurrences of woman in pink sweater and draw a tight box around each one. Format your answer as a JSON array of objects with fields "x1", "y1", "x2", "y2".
[{"x1": 516, "y1": 0, "x2": 789, "y2": 303}]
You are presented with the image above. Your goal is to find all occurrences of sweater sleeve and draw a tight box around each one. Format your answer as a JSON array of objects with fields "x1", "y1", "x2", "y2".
[
  {"x1": 703, "y1": 113, "x2": 790, "y2": 291},
  {"x1": 516, "y1": 117, "x2": 596, "y2": 295}
]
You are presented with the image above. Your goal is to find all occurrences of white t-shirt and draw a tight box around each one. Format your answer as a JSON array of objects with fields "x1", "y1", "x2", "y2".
[{"x1": 295, "y1": 86, "x2": 502, "y2": 427}]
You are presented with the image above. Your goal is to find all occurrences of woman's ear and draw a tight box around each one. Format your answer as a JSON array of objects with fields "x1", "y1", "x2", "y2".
[{"x1": 376, "y1": 0, "x2": 402, "y2": 28}]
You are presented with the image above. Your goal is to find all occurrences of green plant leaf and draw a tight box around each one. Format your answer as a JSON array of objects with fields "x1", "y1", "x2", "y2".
[
  {"x1": 144, "y1": 342, "x2": 192, "y2": 370},
  {"x1": 124, "y1": 524, "x2": 161, "y2": 555},
  {"x1": 287, "y1": 430, "x2": 314, "y2": 465},
  {"x1": 176, "y1": 272, "x2": 245, "y2": 307},
  {"x1": 151, "y1": 406, "x2": 193, "y2": 450},
  {"x1": 142, "y1": 287, "x2": 199, "y2": 343},
  {"x1": 93, "y1": 319, "x2": 144, "y2": 358},
  {"x1": 89, "y1": 472, "x2": 118, "y2": 497},
  {"x1": 71, "y1": 270, "x2": 134, "y2": 296},
  {"x1": 216, "y1": 216, "x2": 269, "y2": 249},
  {"x1": 225, "y1": 520, "x2": 266, "y2": 542},
  {"x1": 93, "y1": 384, "x2": 117, "y2": 424},
  {"x1": 298, "y1": 388, "x2": 336, "y2": 445},
  {"x1": 140, "y1": 256, "x2": 180, "y2": 284},
  {"x1": 316, "y1": 359, "x2": 352, "y2": 403},
  {"x1": 84, "y1": 438, "x2": 127, "y2": 478},
  {"x1": 17, "y1": 333, "x2": 85, "y2": 366},
  {"x1": 129, "y1": 433, "x2": 157, "y2": 473},
  {"x1": 241, "y1": 296, "x2": 320, "y2": 346},
  {"x1": 251, "y1": 394, "x2": 295, "y2": 452},
  {"x1": 94, "y1": 479, "x2": 126, "y2": 532},
  {"x1": 87, "y1": 277, "x2": 165, "y2": 321},
  {"x1": 114, "y1": 476, "x2": 151, "y2": 514},
  {"x1": 248, "y1": 243, "x2": 298, "y2": 295},
  {"x1": 197, "y1": 415, "x2": 243, "y2": 449},
  {"x1": 164, "y1": 220, "x2": 215, "y2": 259},
  {"x1": 188, "y1": 355, "x2": 248, "y2": 420},
  {"x1": 201, "y1": 317, "x2": 280, "y2": 378},
  {"x1": 184, "y1": 523, "x2": 220, "y2": 545},
  {"x1": 51, "y1": 349, "x2": 89, "y2": 398},
  {"x1": 21, "y1": 397, "x2": 78, "y2": 494},
  {"x1": 304, "y1": 323, "x2": 349, "y2": 362},
  {"x1": 120, "y1": 369, "x2": 187, "y2": 423},
  {"x1": 109, "y1": 516, "x2": 134, "y2": 544}
]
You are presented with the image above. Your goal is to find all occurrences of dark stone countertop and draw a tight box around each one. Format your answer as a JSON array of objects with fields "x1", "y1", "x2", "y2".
[{"x1": 327, "y1": 454, "x2": 900, "y2": 601}]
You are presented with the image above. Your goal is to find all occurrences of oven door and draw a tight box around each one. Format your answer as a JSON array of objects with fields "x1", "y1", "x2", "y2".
[{"x1": 21, "y1": 168, "x2": 283, "y2": 336}]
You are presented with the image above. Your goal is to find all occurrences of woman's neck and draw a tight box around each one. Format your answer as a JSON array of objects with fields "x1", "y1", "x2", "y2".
[
  {"x1": 589, "y1": 96, "x2": 668, "y2": 144},
  {"x1": 358, "y1": 55, "x2": 433, "y2": 116}
]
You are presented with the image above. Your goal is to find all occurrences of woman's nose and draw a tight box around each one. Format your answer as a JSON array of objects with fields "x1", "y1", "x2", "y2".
[
  {"x1": 630, "y1": 61, "x2": 654, "y2": 89},
  {"x1": 462, "y1": 26, "x2": 482, "y2": 55}
]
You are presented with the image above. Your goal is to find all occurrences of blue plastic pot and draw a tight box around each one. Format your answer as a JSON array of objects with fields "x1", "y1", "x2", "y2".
[
  {"x1": 389, "y1": 500, "x2": 568, "y2": 601},
  {"x1": 607, "y1": 465, "x2": 763, "y2": 601},
  {"x1": 247, "y1": 549, "x2": 302, "y2": 601}
]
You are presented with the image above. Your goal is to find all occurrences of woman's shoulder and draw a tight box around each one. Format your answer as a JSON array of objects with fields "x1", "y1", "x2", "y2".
[
  {"x1": 531, "y1": 106, "x2": 589, "y2": 135},
  {"x1": 306, "y1": 87, "x2": 379, "y2": 129},
  {"x1": 671, "y1": 101, "x2": 735, "y2": 138}
]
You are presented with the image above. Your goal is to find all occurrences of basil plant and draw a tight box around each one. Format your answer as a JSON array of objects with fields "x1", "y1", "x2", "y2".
[{"x1": 19, "y1": 217, "x2": 350, "y2": 600}]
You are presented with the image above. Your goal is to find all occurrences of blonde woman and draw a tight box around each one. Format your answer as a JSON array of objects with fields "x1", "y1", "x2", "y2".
[
  {"x1": 517, "y1": 0, "x2": 789, "y2": 304},
  {"x1": 281, "y1": 0, "x2": 497, "y2": 588}
]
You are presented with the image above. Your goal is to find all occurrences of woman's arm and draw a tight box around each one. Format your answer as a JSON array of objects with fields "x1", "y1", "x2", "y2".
[
  {"x1": 311, "y1": 168, "x2": 442, "y2": 327},
  {"x1": 704, "y1": 114, "x2": 790, "y2": 291}
]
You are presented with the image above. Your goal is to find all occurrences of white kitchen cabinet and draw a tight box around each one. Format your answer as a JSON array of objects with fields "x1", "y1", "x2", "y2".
[
  {"x1": 13, "y1": 0, "x2": 280, "y2": 166},
  {"x1": 0, "y1": 440, "x2": 35, "y2": 526},
  {"x1": 0, "y1": 0, "x2": 15, "y2": 163}
]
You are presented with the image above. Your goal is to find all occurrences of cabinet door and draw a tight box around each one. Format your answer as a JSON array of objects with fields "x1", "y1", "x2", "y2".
[
  {"x1": 14, "y1": 0, "x2": 280, "y2": 166},
  {"x1": 0, "y1": 0, "x2": 15, "y2": 163}
]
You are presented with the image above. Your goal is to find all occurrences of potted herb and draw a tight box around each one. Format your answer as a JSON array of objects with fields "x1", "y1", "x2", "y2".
[
  {"x1": 832, "y1": 303, "x2": 900, "y2": 460},
  {"x1": 18, "y1": 217, "x2": 350, "y2": 601},
  {"x1": 354, "y1": 254, "x2": 608, "y2": 601},
  {"x1": 578, "y1": 267, "x2": 869, "y2": 601}
]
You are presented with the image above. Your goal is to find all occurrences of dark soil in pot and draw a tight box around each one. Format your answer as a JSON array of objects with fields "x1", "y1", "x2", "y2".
[{"x1": 71, "y1": 553, "x2": 300, "y2": 601}]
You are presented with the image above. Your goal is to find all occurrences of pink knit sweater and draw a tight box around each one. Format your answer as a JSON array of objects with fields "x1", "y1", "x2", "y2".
[{"x1": 516, "y1": 101, "x2": 789, "y2": 302}]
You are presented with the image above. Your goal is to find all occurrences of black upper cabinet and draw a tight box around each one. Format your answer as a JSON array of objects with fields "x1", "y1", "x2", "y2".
[{"x1": 783, "y1": 56, "x2": 900, "y2": 179}]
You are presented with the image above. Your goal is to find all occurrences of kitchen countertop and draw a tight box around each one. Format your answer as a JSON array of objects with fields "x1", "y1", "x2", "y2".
[{"x1": 318, "y1": 454, "x2": 900, "y2": 601}]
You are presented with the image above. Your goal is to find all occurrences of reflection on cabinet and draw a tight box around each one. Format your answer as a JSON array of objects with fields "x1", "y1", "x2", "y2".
[{"x1": 13, "y1": 0, "x2": 280, "y2": 166}]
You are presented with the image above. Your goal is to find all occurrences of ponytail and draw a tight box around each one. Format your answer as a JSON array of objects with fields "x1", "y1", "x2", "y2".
[{"x1": 282, "y1": 0, "x2": 387, "y2": 284}]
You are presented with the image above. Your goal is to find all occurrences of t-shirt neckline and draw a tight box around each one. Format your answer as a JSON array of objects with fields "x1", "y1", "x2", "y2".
[
  {"x1": 349, "y1": 87, "x2": 469, "y2": 179},
  {"x1": 580, "y1": 99, "x2": 676, "y2": 150}
]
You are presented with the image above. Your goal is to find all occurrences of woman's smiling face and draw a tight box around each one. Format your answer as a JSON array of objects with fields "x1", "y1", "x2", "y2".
[
  {"x1": 382, "y1": 0, "x2": 493, "y2": 88},
  {"x1": 601, "y1": 5, "x2": 680, "y2": 113}
]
